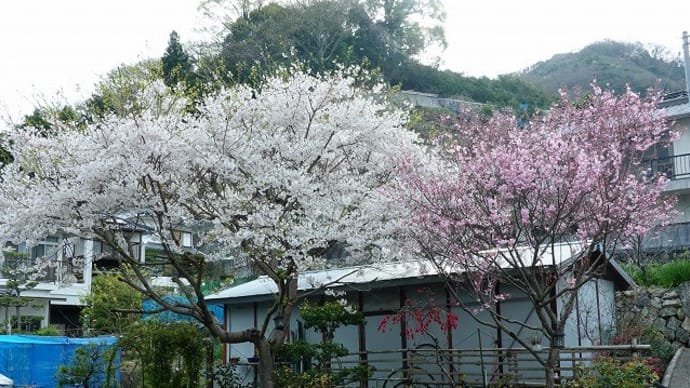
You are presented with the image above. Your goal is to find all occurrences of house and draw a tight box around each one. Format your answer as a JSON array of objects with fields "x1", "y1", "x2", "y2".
[
  {"x1": 207, "y1": 241, "x2": 635, "y2": 386},
  {"x1": 0, "y1": 220, "x2": 198, "y2": 334},
  {"x1": 644, "y1": 30, "x2": 690, "y2": 253},
  {"x1": 645, "y1": 98, "x2": 690, "y2": 252}
]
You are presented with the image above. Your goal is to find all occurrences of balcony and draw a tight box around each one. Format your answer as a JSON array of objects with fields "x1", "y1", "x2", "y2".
[
  {"x1": 648, "y1": 153, "x2": 690, "y2": 192},
  {"x1": 0, "y1": 256, "x2": 84, "y2": 285},
  {"x1": 649, "y1": 153, "x2": 690, "y2": 179}
]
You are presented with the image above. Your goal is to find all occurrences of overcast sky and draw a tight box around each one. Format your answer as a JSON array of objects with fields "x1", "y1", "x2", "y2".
[{"x1": 1, "y1": 0, "x2": 689, "y2": 119}]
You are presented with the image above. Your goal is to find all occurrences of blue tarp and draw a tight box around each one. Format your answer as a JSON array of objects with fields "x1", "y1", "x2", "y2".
[
  {"x1": 0, "y1": 335, "x2": 119, "y2": 387},
  {"x1": 143, "y1": 296, "x2": 223, "y2": 323}
]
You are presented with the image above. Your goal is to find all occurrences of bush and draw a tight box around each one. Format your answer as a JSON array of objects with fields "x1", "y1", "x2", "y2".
[
  {"x1": 653, "y1": 259, "x2": 690, "y2": 287},
  {"x1": 35, "y1": 325, "x2": 62, "y2": 336},
  {"x1": 275, "y1": 300, "x2": 370, "y2": 387},
  {"x1": 211, "y1": 362, "x2": 251, "y2": 388},
  {"x1": 119, "y1": 320, "x2": 207, "y2": 388},
  {"x1": 623, "y1": 259, "x2": 690, "y2": 287},
  {"x1": 640, "y1": 327, "x2": 676, "y2": 369},
  {"x1": 612, "y1": 322, "x2": 674, "y2": 376},
  {"x1": 56, "y1": 343, "x2": 119, "y2": 388},
  {"x1": 563, "y1": 357, "x2": 658, "y2": 388}
]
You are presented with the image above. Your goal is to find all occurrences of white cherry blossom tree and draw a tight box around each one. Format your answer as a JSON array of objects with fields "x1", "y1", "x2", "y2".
[{"x1": 0, "y1": 69, "x2": 422, "y2": 387}]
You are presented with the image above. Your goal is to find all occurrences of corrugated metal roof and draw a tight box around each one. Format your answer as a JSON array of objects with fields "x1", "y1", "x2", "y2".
[
  {"x1": 206, "y1": 241, "x2": 606, "y2": 304},
  {"x1": 206, "y1": 260, "x2": 438, "y2": 303}
]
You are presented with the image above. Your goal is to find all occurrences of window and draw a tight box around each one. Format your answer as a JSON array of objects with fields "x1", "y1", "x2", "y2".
[
  {"x1": 172, "y1": 230, "x2": 193, "y2": 247},
  {"x1": 17, "y1": 237, "x2": 59, "y2": 261},
  {"x1": 92, "y1": 234, "x2": 141, "y2": 261}
]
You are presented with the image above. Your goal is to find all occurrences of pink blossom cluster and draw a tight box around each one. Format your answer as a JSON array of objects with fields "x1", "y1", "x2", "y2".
[
  {"x1": 377, "y1": 288, "x2": 459, "y2": 338},
  {"x1": 397, "y1": 84, "x2": 677, "y2": 296}
]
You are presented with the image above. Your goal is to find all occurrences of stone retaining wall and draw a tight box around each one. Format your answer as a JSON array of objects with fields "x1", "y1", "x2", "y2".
[{"x1": 616, "y1": 282, "x2": 690, "y2": 348}]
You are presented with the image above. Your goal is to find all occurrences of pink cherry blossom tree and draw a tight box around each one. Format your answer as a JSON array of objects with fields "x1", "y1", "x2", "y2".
[
  {"x1": 398, "y1": 85, "x2": 676, "y2": 386},
  {"x1": 0, "y1": 69, "x2": 423, "y2": 388}
]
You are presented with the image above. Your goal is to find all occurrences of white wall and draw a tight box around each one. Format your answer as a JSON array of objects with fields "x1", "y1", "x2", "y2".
[
  {"x1": 0, "y1": 301, "x2": 48, "y2": 332},
  {"x1": 561, "y1": 278, "x2": 615, "y2": 348},
  {"x1": 673, "y1": 117, "x2": 690, "y2": 156}
]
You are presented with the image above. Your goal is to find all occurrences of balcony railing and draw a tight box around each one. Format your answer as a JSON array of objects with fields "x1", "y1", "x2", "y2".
[
  {"x1": 649, "y1": 153, "x2": 690, "y2": 180},
  {"x1": 0, "y1": 256, "x2": 84, "y2": 284}
]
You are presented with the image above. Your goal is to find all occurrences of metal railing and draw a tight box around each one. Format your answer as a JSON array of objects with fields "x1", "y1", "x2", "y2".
[
  {"x1": 0, "y1": 255, "x2": 85, "y2": 284},
  {"x1": 229, "y1": 343, "x2": 651, "y2": 387},
  {"x1": 649, "y1": 153, "x2": 690, "y2": 180}
]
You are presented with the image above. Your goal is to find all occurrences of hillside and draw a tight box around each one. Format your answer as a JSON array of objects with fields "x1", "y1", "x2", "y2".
[
  {"x1": 392, "y1": 62, "x2": 552, "y2": 110},
  {"x1": 519, "y1": 40, "x2": 686, "y2": 95}
]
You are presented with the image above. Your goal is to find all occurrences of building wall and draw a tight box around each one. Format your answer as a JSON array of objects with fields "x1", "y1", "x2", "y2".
[
  {"x1": 560, "y1": 277, "x2": 615, "y2": 348},
  {"x1": 221, "y1": 275, "x2": 620, "y2": 386},
  {"x1": 0, "y1": 302, "x2": 48, "y2": 332},
  {"x1": 674, "y1": 193, "x2": 690, "y2": 223},
  {"x1": 672, "y1": 117, "x2": 690, "y2": 156}
]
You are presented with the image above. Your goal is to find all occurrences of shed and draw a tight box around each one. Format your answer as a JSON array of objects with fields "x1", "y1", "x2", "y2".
[{"x1": 207, "y1": 243, "x2": 634, "y2": 386}]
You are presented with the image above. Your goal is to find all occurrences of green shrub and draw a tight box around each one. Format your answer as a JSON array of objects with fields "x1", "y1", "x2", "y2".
[
  {"x1": 35, "y1": 325, "x2": 62, "y2": 336},
  {"x1": 275, "y1": 301, "x2": 370, "y2": 387},
  {"x1": 653, "y1": 259, "x2": 690, "y2": 287},
  {"x1": 613, "y1": 320, "x2": 674, "y2": 373},
  {"x1": 640, "y1": 328, "x2": 675, "y2": 369},
  {"x1": 211, "y1": 362, "x2": 251, "y2": 388},
  {"x1": 624, "y1": 259, "x2": 690, "y2": 287},
  {"x1": 56, "y1": 343, "x2": 119, "y2": 388},
  {"x1": 119, "y1": 320, "x2": 206, "y2": 388},
  {"x1": 563, "y1": 357, "x2": 658, "y2": 388}
]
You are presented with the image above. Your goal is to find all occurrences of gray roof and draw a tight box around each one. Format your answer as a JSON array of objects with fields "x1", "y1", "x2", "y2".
[
  {"x1": 206, "y1": 260, "x2": 438, "y2": 304},
  {"x1": 207, "y1": 241, "x2": 635, "y2": 304}
]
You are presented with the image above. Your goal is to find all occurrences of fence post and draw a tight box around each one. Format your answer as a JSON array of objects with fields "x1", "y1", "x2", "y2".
[
  {"x1": 509, "y1": 350, "x2": 519, "y2": 385},
  {"x1": 454, "y1": 349, "x2": 462, "y2": 383}
]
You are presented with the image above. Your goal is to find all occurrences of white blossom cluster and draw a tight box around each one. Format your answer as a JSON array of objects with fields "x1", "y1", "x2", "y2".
[{"x1": 0, "y1": 70, "x2": 424, "y2": 271}]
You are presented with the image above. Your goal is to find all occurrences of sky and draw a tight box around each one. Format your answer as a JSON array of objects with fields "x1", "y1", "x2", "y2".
[{"x1": 1, "y1": 0, "x2": 689, "y2": 119}]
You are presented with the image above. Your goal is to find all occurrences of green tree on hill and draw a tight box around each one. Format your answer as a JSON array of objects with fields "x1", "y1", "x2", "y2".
[{"x1": 162, "y1": 31, "x2": 195, "y2": 89}]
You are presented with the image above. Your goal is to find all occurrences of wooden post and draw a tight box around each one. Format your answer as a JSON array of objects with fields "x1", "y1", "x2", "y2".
[
  {"x1": 358, "y1": 292, "x2": 368, "y2": 388},
  {"x1": 478, "y1": 328, "x2": 487, "y2": 388}
]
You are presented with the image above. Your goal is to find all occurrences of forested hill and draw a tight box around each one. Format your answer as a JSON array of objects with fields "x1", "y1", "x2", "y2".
[
  {"x1": 518, "y1": 40, "x2": 686, "y2": 95},
  {"x1": 215, "y1": 1, "x2": 552, "y2": 110},
  {"x1": 391, "y1": 62, "x2": 551, "y2": 110}
]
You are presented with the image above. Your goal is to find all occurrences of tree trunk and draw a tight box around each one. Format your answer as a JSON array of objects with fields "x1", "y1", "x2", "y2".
[
  {"x1": 543, "y1": 347, "x2": 560, "y2": 387},
  {"x1": 256, "y1": 337, "x2": 275, "y2": 388},
  {"x1": 5, "y1": 306, "x2": 10, "y2": 335},
  {"x1": 15, "y1": 305, "x2": 21, "y2": 332}
]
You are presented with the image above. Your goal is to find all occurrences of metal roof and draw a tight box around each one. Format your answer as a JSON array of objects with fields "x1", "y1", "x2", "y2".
[
  {"x1": 206, "y1": 260, "x2": 438, "y2": 304},
  {"x1": 206, "y1": 241, "x2": 633, "y2": 304}
]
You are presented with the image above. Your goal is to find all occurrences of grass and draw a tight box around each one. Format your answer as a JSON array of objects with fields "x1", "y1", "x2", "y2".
[{"x1": 624, "y1": 259, "x2": 690, "y2": 288}]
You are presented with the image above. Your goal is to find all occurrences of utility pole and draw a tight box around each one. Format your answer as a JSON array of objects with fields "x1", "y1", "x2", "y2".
[{"x1": 683, "y1": 31, "x2": 690, "y2": 98}]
